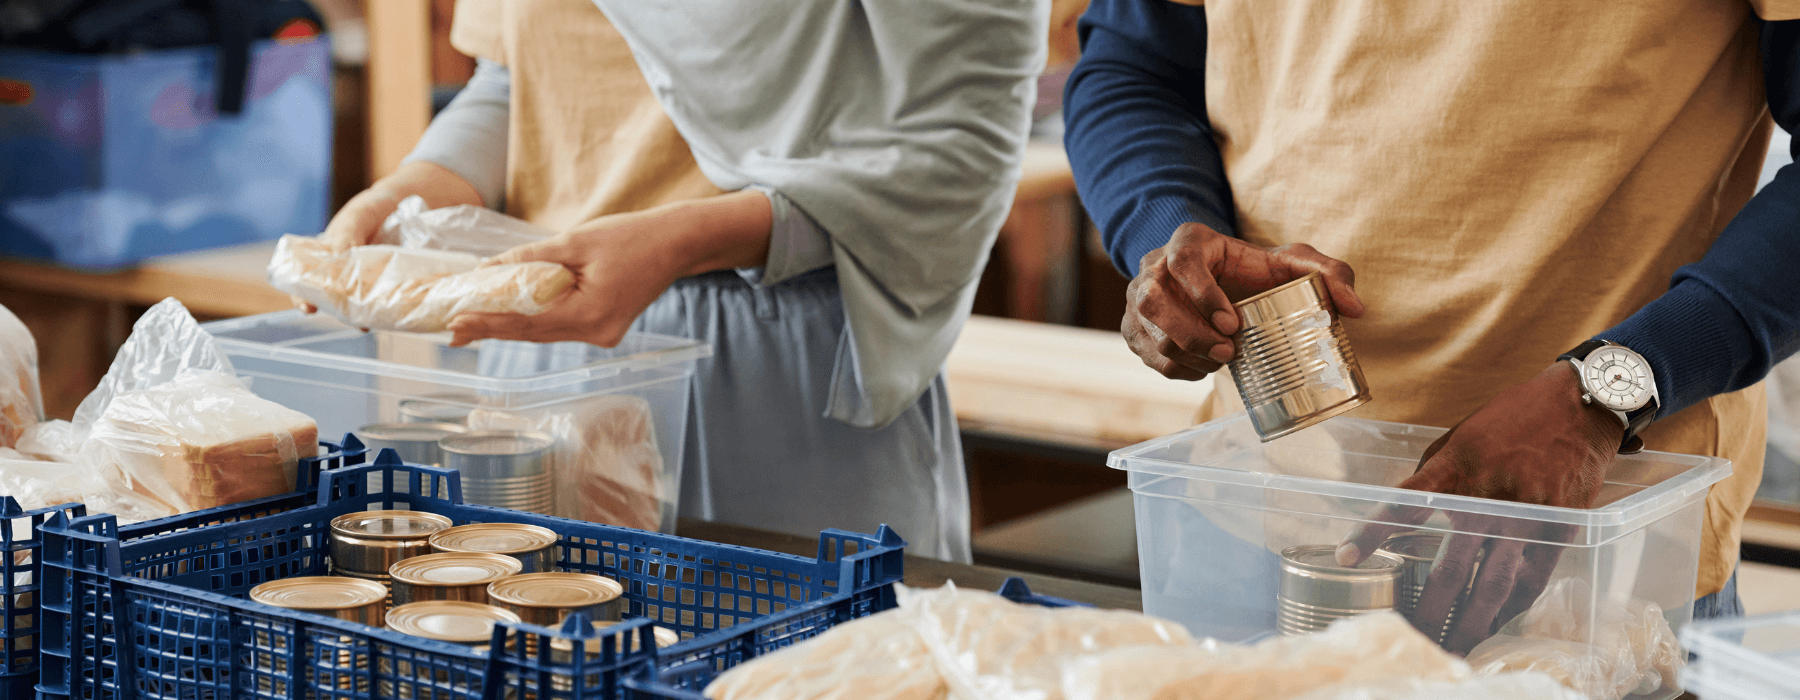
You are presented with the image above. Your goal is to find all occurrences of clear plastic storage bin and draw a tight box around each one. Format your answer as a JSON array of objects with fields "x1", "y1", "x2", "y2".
[
  {"x1": 1111, "y1": 413, "x2": 1731, "y2": 700},
  {"x1": 1682, "y1": 610, "x2": 1800, "y2": 700},
  {"x1": 203, "y1": 310, "x2": 710, "y2": 532}
]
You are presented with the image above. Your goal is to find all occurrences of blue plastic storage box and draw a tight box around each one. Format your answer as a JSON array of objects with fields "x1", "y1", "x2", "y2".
[
  {"x1": 37, "y1": 450, "x2": 904, "y2": 700},
  {"x1": 0, "y1": 36, "x2": 331, "y2": 269},
  {"x1": 621, "y1": 578, "x2": 1084, "y2": 700}
]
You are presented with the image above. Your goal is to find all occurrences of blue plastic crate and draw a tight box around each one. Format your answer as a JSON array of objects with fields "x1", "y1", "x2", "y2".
[
  {"x1": 619, "y1": 577, "x2": 1084, "y2": 700},
  {"x1": 37, "y1": 449, "x2": 904, "y2": 700}
]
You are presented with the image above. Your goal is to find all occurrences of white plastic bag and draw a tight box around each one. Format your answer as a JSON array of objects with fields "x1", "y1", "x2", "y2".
[
  {"x1": 1060, "y1": 612, "x2": 1469, "y2": 700},
  {"x1": 0, "y1": 304, "x2": 43, "y2": 448},
  {"x1": 1464, "y1": 578, "x2": 1679, "y2": 700},
  {"x1": 1288, "y1": 672, "x2": 1587, "y2": 700},
  {"x1": 467, "y1": 395, "x2": 667, "y2": 530},
  {"x1": 268, "y1": 196, "x2": 574, "y2": 333},
  {"x1": 703, "y1": 605, "x2": 946, "y2": 700}
]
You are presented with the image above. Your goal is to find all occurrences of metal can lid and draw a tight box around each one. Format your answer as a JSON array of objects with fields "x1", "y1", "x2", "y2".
[
  {"x1": 1378, "y1": 532, "x2": 1445, "y2": 562},
  {"x1": 250, "y1": 576, "x2": 387, "y2": 610},
  {"x1": 489, "y1": 573, "x2": 622, "y2": 608},
  {"x1": 387, "y1": 601, "x2": 521, "y2": 643},
  {"x1": 391, "y1": 552, "x2": 522, "y2": 585},
  {"x1": 431, "y1": 523, "x2": 558, "y2": 555},
  {"x1": 356, "y1": 422, "x2": 467, "y2": 442},
  {"x1": 332, "y1": 510, "x2": 454, "y2": 539},
  {"x1": 440, "y1": 431, "x2": 553, "y2": 456},
  {"x1": 1281, "y1": 544, "x2": 1403, "y2": 575}
]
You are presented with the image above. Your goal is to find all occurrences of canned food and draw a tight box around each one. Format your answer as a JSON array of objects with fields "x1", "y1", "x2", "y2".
[
  {"x1": 399, "y1": 394, "x2": 480, "y2": 425},
  {"x1": 1276, "y1": 544, "x2": 1402, "y2": 635},
  {"x1": 1226, "y1": 272, "x2": 1372, "y2": 441},
  {"x1": 386, "y1": 600, "x2": 522, "y2": 645},
  {"x1": 440, "y1": 432, "x2": 555, "y2": 515},
  {"x1": 390, "y1": 552, "x2": 522, "y2": 606},
  {"x1": 430, "y1": 523, "x2": 559, "y2": 573},
  {"x1": 488, "y1": 572, "x2": 624, "y2": 627},
  {"x1": 538, "y1": 627, "x2": 677, "y2": 696},
  {"x1": 250, "y1": 576, "x2": 390, "y2": 626},
  {"x1": 1377, "y1": 531, "x2": 1466, "y2": 642},
  {"x1": 330, "y1": 510, "x2": 454, "y2": 580},
  {"x1": 355, "y1": 422, "x2": 466, "y2": 467}
]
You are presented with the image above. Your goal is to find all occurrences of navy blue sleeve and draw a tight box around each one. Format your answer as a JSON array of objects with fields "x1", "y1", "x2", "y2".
[
  {"x1": 1062, "y1": 0, "x2": 1235, "y2": 277},
  {"x1": 1603, "y1": 19, "x2": 1800, "y2": 419}
]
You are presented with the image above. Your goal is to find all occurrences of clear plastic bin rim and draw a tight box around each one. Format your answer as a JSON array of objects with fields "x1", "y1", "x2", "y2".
[
  {"x1": 1108, "y1": 413, "x2": 1732, "y2": 530},
  {"x1": 1682, "y1": 610, "x2": 1800, "y2": 683},
  {"x1": 204, "y1": 310, "x2": 712, "y2": 393}
]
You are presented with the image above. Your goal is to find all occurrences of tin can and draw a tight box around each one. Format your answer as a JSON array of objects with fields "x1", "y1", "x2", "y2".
[
  {"x1": 398, "y1": 393, "x2": 480, "y2": 425},
  {"x1": 1377, "y1": 531, "x2": 1466, "y2": 642},
  {"x1": 1226, "y1": 272, "x2": 1372, "y2": 441},
  {"x1": 390, "y1": 552, "x2": 522, "y2": 606},
  {"x1": 430, "y1": 523, "x2": 559, "y2": 573},
  {"x1": 386, "y1": 599, "x2": 522, "y2": 644},
  {"x1": 250, "y1": 576, "x2": 389, "y2": 626},
  {"x1": 440, "y1": 431, "x2": 556, "y2": 515},
  {"x1": 1276, "y1": 544, "x2": 1402, "y2": 635},
  {"x1": 488, "y1": 572, "x2": 624, "y2": 627},
  {"x1": 330, "y1": 510, "x2": 454, "y2": 580},
  {"x1": 355, "y1": 422, "x2": 466, "y2": 467},
  {"x1": 538, "y1": 627, "x2": 677, "y2": 696}
]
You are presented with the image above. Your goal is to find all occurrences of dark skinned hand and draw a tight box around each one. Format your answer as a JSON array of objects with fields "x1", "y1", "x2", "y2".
[
  {"x1": 1124, "y1": 223, "x2": 1365, "y2": 380},
  {"x1": 1338, "y1": 361, "x2": 1625, "y2": 654}
]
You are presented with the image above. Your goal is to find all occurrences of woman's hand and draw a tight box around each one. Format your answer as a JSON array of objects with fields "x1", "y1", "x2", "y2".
[
  {"x1": 296, "y1": 161, "x2": 483, "y2": 313},
  {"x1": 447, "y1": 190, "x2": 773, "y2": 347}
]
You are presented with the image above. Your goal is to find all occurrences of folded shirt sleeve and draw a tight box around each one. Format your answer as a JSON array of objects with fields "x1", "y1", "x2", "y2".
[
  {"x1": 1601, "y1": 19, "x2": 1800, "y2": 418},
  {"x1": 741, "y1": 185, "x2": 834, "y2": 287},
  {"x1": 1062, "y1": 0, "x2": 1236, "y2": 277},
  {"x1": 402, "y1": 58, "x2": 511, "y2": 210}
]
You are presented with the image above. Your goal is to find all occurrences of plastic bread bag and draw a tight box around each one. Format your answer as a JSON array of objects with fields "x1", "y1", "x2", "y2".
[
  {"x1": 1464, "y1": 577, "x2": 1679, "y2": 700},
  {"x1": 1287, "y1": 671, "x2": 1588, "y2": 700},
  {"x1": 468, "y1": 394, "x2": 667, "y2": 531},
  {"x1": 67, "y1": 299, "x2": 316, "y2": 517},
  {"x1": 378, "y1": 195, "x2": 556, "y2": 257},
  {"x1": 0, "y1": 447, "x2": 168, "y2": 526},
  {"x1": 269, "y1": 196, "x2": 573, "y2": 333},
  {"x1": 1061, "y1": 612, "x2": 1469, "y2": 700},
  {"x1": 0, "y1": 303, "x2": 43, "y2": 448},
  {"x1": 902, "y1": 582, "x2": 1194, "y2": 700},
  {"x1": 704, "y1": 603, "x2": 946, "y2": 700}
]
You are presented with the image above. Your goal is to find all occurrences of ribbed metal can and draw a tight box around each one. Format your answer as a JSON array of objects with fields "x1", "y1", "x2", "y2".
[
  {"x1": 430, "y1": 523, "x2": 559, "y2": 573},
  {"x1": 1377, "y1": 531, "x2": 1464, "y2": 643},
  {"x1": 250, "y1": 576, "x2": 390, "y2": 626},
  {"x1": 389, "y1": 552, "x2": 523, "y2": 606},
  {"x1": 488, "y1": 572, "x2": 625, "y2": 627},
  {"x1": 330, "y1": 510, "x2": 454, "y2": 581},
  {"x1": 440, "y1": 431, "x2": 556, "y2": 515},
  {"x1": 382, "y1": 601, "x2": 522, "y2": 698},
  {"x1": 1226, "y1": 272, "x2": 1372, "y2": 441},
  {"x1": 535, "y1": 627, "x2": 679, "y2": 696},
  {"x1": 1276, "y1": 544, "x2": 1402, "y2": 635},
  {"x1": 355, "y1": 422, "x2": 465, "y2": 467}
]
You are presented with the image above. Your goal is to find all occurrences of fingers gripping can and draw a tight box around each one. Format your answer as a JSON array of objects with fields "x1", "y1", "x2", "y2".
[
  {"x1": 1226, "y1": 271, "x2": 1372, "y2": 441},
  {"x1": 1277, "y1": 544, "x2": 1403, "y2": 635}
]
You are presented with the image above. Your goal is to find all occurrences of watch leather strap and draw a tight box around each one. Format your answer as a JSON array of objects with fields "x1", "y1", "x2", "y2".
[{"x1": 1558, "y1": 339, "x2": 1657, "y2": 455}]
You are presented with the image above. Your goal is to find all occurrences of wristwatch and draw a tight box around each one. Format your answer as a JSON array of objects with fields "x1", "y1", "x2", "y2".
[{"x1": 1558, "y1": 339, "x2": 1660, "y2": 455}]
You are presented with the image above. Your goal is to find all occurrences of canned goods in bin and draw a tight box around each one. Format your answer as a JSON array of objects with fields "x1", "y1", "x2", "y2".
[
  {"x1": 384, "y1": 601, "x2": 522, "y2": 698},
  {"x1": 489, "y1": 572, "x2": 624, "y2": 626},
  {"x1": 390, "y1": 552, "x2": 522, "y2": 606},
  {"x1": 1377, "y1": 532, "x2": 1442, "y2": 620},
  {"x1": 440, "y1": 431, "x2": 556, "y2": 515},
  {"x1": 1226, "y1": 271, "x2": 1372, "y2": 441},
  {"x1": 431, "y1": 522, "x2": 560, "y2": 573},
  {"x1": 1276, "y1": 544, "x2": 1401, "y2": 635},
  {"x1": 355, "y1": 422, "x2": 465, "y2": 467},
  {"x1": 331, "y1": 510, "x2": 453, "y2": 580},
  {"x1": 399, "y1": 393, "x2": 480, "y2": 425}
]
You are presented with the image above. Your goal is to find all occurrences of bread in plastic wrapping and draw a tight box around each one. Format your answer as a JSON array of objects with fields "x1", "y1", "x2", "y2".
[
  {"x1": 1287, "y1": 671, "x2": 1587, "y2": 700},
  {"x1": 467, "y1": 395, "x2": 666, "y2": 530},
  {"x1": 0, "y1": 304, "x2": 43, "y2": 448},
  {"x1": 82, "y1": 369, "x2": 316, "y2": 514},
  {"x1": 704, "y1": 606, "x2": 946, "y2": 700},
  {"x1": 378, "y1": 194, "x2": 554, "y2": 257},
  {"x1": 1061, "y1": 612, "x2": 1469, "y2": 700},
  {"x1": 269, "y1": 235, "x2": 575, "y2": 333},
  {"x1": 1464, "y1": 577, "x2": 1678, "y2": 700}
]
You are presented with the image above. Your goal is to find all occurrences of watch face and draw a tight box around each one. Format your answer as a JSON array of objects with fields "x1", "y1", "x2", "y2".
[{"x1": 1583, "y1": 347, "x2": 1652, "y2": 412}]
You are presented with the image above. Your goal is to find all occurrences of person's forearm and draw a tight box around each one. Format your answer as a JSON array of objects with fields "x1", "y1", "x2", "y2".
[
  {"x1": 1601, "y1": 19, "x2": 1800, "y2": 418},
  {"x1": 1064, "y1": 0, "x2": 1235, "y2": 277},
  {"x1": 568, "y1": 190, "x2": 773, "y2": 279},
  {"x1": 365, "y1": 161, "x2": 483, "y2": 210}
]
